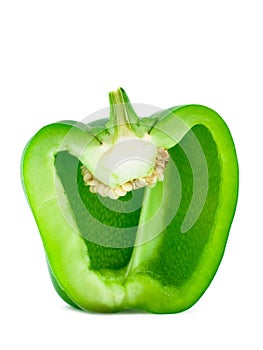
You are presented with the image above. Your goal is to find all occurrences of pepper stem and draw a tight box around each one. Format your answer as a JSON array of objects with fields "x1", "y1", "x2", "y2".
[{"x1": 108, "y1": 88, "x2": 140, "y2": 141}]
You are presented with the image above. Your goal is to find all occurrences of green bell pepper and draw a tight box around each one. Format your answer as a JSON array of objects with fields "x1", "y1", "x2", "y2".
[{"x1": 21, "y1": 88, "x2": 238, "y2": 313}]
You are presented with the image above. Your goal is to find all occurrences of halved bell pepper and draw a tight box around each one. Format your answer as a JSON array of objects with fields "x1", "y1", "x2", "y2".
[{"x1": 21, "y1": 88, "x2": 238, "y2": 313}]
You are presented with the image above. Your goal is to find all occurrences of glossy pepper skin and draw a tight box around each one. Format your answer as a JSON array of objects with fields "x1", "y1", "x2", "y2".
[{"x1": 21, "y1": 88, "x2": 238, "y2": 313}]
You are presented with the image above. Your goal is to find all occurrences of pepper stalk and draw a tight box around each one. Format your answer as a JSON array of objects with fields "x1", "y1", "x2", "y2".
[{"x1": 79, "y1": 88, "x2": 169, "y2": 197}]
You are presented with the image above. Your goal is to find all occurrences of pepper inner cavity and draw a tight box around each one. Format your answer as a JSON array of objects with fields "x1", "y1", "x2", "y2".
[{"x1": 81, "y1": 148, "x2": 170, "y2": 199}]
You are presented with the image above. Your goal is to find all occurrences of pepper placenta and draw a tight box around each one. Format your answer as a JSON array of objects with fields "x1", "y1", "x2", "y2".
[{"x1": 21, "y1": 88, "x2": 238, "y2": 313}]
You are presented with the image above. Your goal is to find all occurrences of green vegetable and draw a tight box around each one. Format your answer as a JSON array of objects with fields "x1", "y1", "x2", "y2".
[{"x1": 21, "y1": 88, "x2": 238, "y2": 313}]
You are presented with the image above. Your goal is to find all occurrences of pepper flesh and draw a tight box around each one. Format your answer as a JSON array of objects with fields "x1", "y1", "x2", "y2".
[{"x1": 21, "y1": 88, "x2": 238, "y2": 313}]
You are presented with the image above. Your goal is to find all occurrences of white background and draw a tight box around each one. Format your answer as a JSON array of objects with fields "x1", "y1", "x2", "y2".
[{"x1": 1, "y1": 0, "x2": 262, "y2": 349}]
